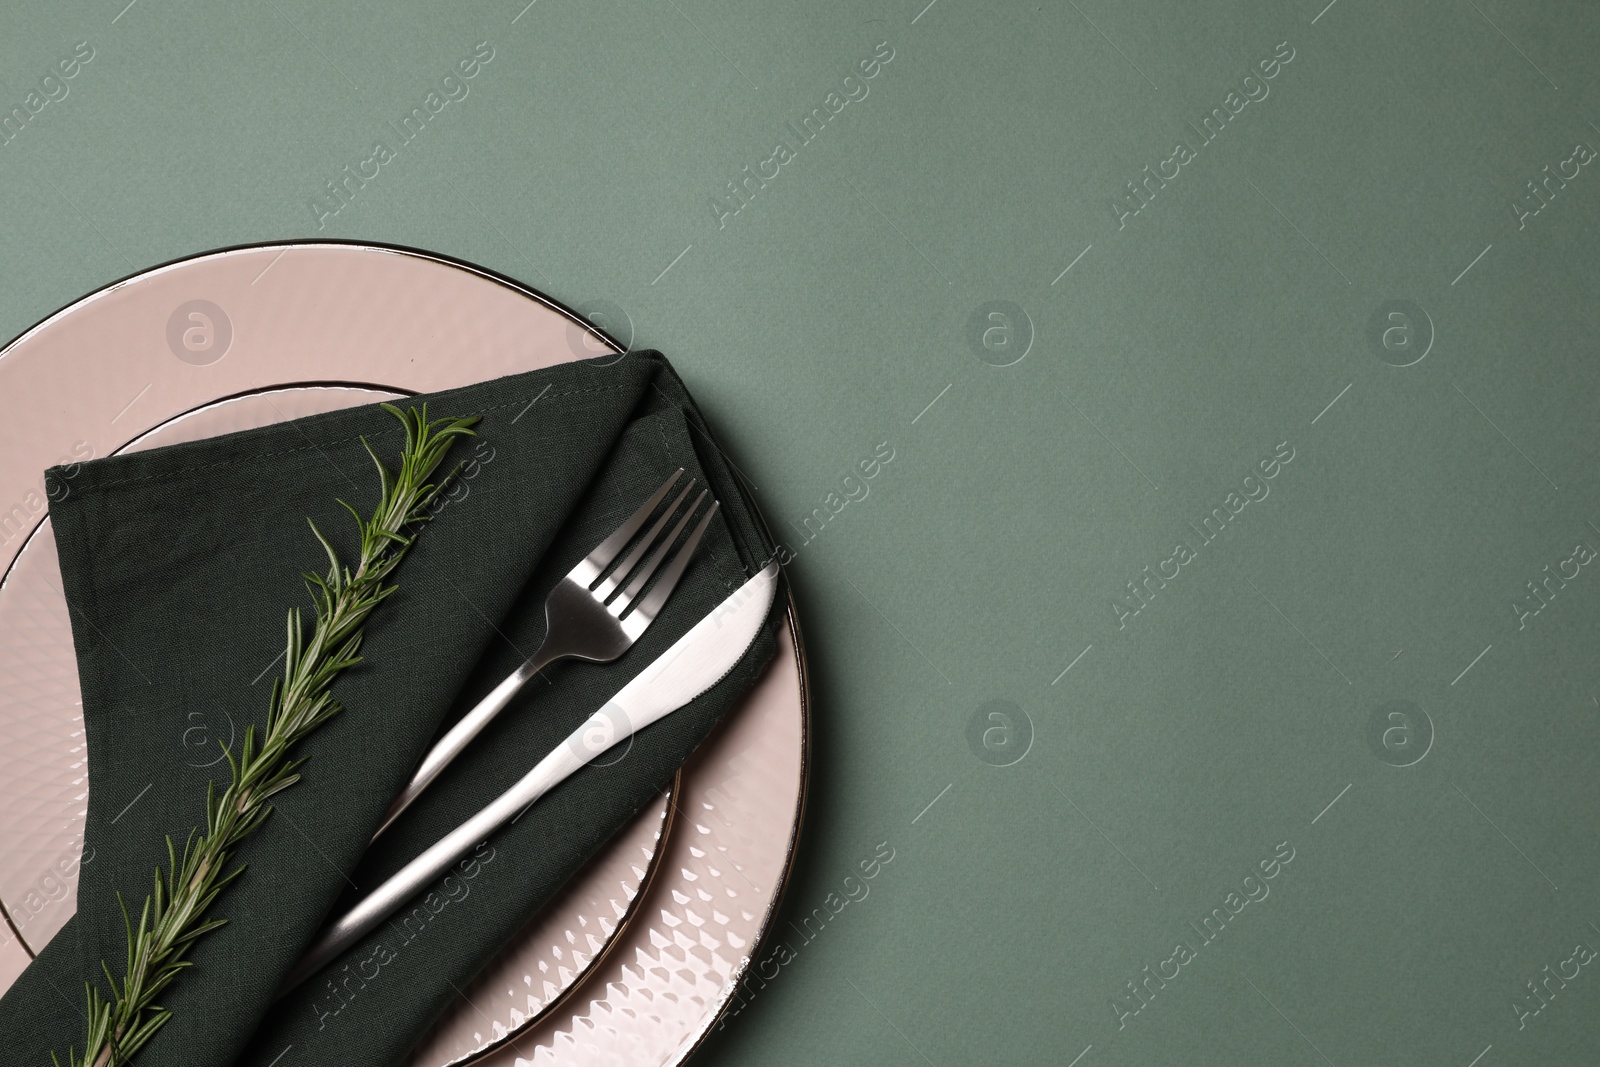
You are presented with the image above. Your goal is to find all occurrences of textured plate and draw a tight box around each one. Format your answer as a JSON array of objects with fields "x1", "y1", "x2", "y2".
[{"x1": 0, "y1": 243, "x2": 807, "y2": 1066}]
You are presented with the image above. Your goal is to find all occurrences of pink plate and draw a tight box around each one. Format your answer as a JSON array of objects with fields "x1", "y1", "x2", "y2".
[{"x1": 0, "y1": 243, "x2": 807, "y2": 1066}]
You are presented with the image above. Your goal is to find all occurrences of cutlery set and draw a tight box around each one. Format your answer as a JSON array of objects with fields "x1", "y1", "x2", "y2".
[{"x1": 281, "y1": 469, "x2": 778, "y2": 993}]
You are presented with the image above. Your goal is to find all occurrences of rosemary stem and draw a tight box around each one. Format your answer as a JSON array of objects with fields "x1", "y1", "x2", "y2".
[{"x1": 56, "y1": 405, "x2": 476, "y2": 1067}]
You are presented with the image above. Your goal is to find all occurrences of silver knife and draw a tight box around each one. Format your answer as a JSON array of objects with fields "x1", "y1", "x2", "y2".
[{"x1": 278, "y1": 560, "x2": 779, "y2": 996}]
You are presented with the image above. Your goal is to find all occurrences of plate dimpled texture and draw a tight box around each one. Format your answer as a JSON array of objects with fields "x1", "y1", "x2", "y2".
[{"x1": 0, "y1": 521, "x2": 86, "y2": 960}]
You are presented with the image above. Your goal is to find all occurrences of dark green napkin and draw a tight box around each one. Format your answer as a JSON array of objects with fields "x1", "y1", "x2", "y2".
[{"x1": 0, "y1": 351, "x2": 780, "y2": 1067}]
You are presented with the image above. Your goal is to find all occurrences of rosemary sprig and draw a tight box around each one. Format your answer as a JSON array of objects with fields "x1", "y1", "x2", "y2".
[{"x1": 57, "y1": 403, "x2": 478, "y2": 1067}]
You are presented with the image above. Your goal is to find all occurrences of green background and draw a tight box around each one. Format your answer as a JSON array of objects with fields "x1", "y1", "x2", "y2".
[{"x1": 3, "y1": 1, "x2": 1599, "y2": 1064}]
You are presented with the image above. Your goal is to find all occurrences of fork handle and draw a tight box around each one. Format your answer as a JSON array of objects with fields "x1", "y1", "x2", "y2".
[
  {"x1": 370, "y1": 641, "x2": 563, "y2": 841},
  {"x1": 282, "y1": 735, "x2": 588, "y2": 996}
]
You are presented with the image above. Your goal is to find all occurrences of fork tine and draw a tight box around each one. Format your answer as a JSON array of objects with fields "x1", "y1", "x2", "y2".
[
  {"x1": 593, "y1": 479, "x2": 695, "y2": 599},
  {"x1": 618, "y1": 498, "x2": 718, "y2": 624},
  {"x1": 611, "y1": 490, "x2": 705, "y2": 615},
  {"x1": 574, "y1": 469, "x2": 684, "y2": 584}
]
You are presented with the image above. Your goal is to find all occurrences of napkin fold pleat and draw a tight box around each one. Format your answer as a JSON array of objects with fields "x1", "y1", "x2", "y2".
[{"x1": 0, "y1": 352, "x2": 779, "y2": 1067}]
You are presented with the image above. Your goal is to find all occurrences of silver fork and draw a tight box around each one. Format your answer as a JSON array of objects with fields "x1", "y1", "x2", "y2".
[{"x1": 372, "y1": 468, "x2": 717, "y2": 839}]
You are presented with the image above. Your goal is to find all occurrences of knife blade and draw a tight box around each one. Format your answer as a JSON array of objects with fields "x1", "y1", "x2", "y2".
[{"x1": 278, "y1": 560, "x2": 779, "y2": 996}]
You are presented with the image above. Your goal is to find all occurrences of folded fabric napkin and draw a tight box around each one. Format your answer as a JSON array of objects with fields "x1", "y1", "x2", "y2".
[{"x1": 0, "y1": 350, "x2": 781, "y2": 1067}]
